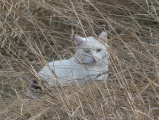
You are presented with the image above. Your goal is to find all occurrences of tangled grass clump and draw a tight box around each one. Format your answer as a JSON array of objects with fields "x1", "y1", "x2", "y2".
[{"x1": 0, "y1": 0, "x2": 159, "y2": 119}]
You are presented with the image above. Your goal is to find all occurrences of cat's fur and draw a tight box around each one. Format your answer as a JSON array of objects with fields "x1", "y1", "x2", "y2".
[{"x1": 38, "y1": 32, "x2": 109, "y2": 87}]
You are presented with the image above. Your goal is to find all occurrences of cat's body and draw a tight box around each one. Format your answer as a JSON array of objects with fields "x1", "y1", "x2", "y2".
[
  {"x1": 38, "y1": 32, "x2": 109, "y2": 87},
  {"x1": 38, "y1": 55, "x2": 108, "y2": 86}
]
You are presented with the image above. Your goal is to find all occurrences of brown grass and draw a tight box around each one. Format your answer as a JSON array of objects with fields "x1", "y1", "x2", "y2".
[{"x1": 0, "y1": 0, "x2": 159, "y2": 119}]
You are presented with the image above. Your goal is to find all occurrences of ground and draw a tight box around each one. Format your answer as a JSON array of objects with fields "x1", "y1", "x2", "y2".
[{"x1": 0, "y1": 0, "x2": 159, "y2": 120}]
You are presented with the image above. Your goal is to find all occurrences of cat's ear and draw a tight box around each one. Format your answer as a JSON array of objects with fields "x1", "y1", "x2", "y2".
[
  {"x1": 74, "y1": 34, "x2": 85, "y2": 46},
  {"x1": 98, "y1": 31, "x2": 108, "y2": 42}
]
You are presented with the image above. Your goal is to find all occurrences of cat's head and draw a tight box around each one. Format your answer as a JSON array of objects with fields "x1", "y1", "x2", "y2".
[{"x1": 74, "y1": 32, "x2": 109, "y2": 64}]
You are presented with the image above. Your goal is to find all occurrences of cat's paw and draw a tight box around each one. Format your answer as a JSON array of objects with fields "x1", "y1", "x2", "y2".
[{"x1": 95, "y1": 74, "x2": 108, "y2": 81}]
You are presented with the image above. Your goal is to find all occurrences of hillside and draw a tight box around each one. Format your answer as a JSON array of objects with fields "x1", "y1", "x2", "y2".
[{"x1": 0, "y1": 0, "x2": 159, "y2": 119}]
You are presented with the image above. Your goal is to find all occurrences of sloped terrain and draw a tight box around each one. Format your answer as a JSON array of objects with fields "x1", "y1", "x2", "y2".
[{"x1": 0, "y1": 0, "x2": 159, "y2": 119}]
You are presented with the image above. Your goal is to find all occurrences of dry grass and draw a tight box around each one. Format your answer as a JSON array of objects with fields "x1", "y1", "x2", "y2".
[{"x1": 0, "y1": 0, "x2": 159, "y2": 119}]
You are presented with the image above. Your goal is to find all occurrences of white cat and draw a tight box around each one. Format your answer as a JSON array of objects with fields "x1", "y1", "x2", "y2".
[{"x1": 38, "y1": 32, "x2": 109, "y2": 87}]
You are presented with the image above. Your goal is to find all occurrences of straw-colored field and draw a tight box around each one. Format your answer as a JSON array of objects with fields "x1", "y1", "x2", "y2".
[{"x1": 0, "y1": 0, "x2": 159, "y2": 119}]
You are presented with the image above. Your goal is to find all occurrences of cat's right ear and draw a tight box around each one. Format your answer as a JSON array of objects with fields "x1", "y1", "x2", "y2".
[
  {"x1": 98, "y1": 31, "x2": 108, "y2": 41},
  {"x1": 74, "y1": 35, "x2": 85, "y2": 46}
]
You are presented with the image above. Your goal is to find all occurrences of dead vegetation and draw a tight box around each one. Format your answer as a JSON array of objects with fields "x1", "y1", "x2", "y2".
[{"x1": 0, "y1": 0, "x2": 159, "y2": 119}]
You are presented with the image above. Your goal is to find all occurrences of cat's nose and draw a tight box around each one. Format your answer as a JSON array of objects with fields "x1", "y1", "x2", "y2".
[
  {"x1": 93, "y1": 58, "x2": 96, "y2": 62},
  {"x1": 93, "y1": 56, "x2": 97, "y2": 62}
]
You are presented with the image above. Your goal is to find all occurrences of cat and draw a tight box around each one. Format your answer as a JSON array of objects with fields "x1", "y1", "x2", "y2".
[{"x1": 37, "y1": 31, "x2": 109, "y2": 87}]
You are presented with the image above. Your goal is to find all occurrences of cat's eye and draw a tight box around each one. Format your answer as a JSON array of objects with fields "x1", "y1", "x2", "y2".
[
  {"x1": 97, "y1": 49, "x2": 101, "y2": 52},
  {"x1": 84, "y1": 49, "x2": 90, "y2": 53}
]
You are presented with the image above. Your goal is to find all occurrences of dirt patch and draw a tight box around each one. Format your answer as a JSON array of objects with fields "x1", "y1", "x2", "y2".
[{"x1": 0, "y1": 0, "x2": 159, "y2": 119}]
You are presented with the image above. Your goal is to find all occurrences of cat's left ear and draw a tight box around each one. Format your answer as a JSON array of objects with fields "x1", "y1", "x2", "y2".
[
  {"x1": 98, "y1": 31, "x2": 108, "y2": 42},
  {"x1": 74, "y1": 34, "x2": 85, "y2": 46}
]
